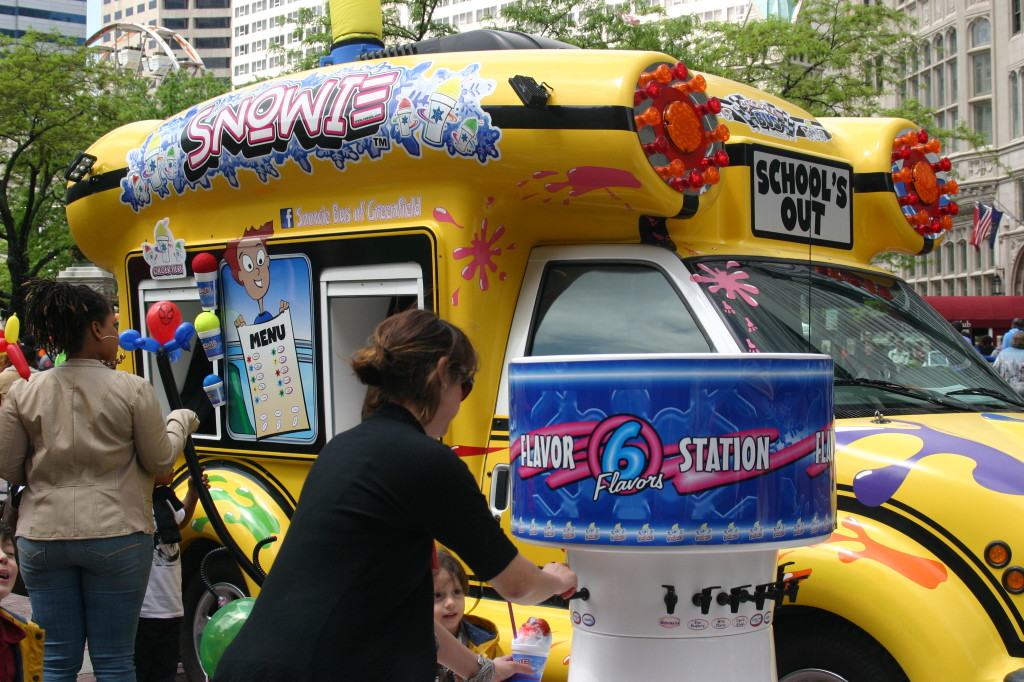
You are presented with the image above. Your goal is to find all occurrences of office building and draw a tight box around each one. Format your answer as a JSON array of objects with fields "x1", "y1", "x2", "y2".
[
  {"x1": 888, "y1": 0, "x2": 1024, "y2": 306},
  {"x1": 1, "y1": 0, "x2": 88, "y2": 40}
]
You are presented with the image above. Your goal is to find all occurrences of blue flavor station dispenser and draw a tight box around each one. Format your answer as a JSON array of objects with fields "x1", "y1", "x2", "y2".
[{"x1": 509, "y1": 353, "x2": 836, "y2": 681}]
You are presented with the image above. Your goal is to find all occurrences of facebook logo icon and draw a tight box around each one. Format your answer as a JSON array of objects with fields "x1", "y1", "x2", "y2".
[{"x1": 280, "y1": 208, "x2": 294, "y2": 229}]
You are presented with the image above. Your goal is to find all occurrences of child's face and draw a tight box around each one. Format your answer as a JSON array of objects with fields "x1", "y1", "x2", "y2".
[
  {"x1": 433, "y1": 569, "x2": 465, "y2": 637},
  {"x1": 0, "y1": 539, "x2": 17, "y2": 602}
]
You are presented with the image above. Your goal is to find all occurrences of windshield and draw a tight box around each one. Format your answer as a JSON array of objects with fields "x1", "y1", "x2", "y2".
[{"x1": 688, "y1": 259, "x2": 1024, "y2": 418}]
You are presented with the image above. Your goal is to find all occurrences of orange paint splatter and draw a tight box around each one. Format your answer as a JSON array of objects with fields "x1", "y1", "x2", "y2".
[{"x1": 826, "y1": 516, "x2": 948, "y2": 589}]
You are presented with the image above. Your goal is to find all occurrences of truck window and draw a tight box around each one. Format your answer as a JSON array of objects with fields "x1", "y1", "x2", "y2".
[
  {"x1": 527, "y1": 263, "x2": 711, "y2": 356},
  {"x1": 688, "y1": 259, "x2": 1024, "y2": 417},
  {"x1": 138, "y1": 283, "x2": 217, "y2": 438},
  {"x1": 320, "y1": 263, "x2": 424, "y2": 435}
]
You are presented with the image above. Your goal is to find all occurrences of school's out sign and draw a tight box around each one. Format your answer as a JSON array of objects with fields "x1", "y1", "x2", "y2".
[{"x1": 751, "y1": 147, "x2": 853, "y2": 250}]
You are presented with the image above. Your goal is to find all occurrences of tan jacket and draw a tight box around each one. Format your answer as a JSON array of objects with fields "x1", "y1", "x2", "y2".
[
  {"x1": 0, "y1": 366, "x2": 27, "y2": 406},
  {"x1": 0, "y1": 359, "x2": 196, "y2": 540}
]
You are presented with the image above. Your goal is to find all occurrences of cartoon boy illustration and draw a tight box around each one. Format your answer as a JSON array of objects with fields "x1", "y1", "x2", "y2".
[{"x1": 224, "y1": 221, "x2": 290, "y2": 327}]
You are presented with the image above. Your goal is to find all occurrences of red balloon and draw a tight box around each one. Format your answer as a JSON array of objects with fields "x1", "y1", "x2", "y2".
[
  {"x1": 6, "y1": 342, "x2": 29, "y2": 380},
  {"x1": 146, "y1": 301, "x2": 182, "y2": 344}
]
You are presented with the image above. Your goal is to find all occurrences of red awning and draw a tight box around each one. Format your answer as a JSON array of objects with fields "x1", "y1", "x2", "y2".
[{"x1": 922, "y1": 296, "x2": 1024, "y2": 331}]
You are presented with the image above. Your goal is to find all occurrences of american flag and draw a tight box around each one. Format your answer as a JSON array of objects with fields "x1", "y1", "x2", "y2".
[{"x1": 970, "y1": 203, "x2": 993, "y2": 251}]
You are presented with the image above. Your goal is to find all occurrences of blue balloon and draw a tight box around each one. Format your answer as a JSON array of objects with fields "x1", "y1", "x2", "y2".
[
  {"x1": 141, "y1": 337, "x2": 161, "y2": 353},
  {"x1": 162, "y1": 339, "x2": 180, "y2": 353},
  {"x1": 168, "y1": 349, "x2": 182, "y2": 363},
  {"x1": 175, "y1": 322, "x2": 196, "y2": 344},
  {"x1": 118, "y1": 329, "x2": 140, "y2": 352}
]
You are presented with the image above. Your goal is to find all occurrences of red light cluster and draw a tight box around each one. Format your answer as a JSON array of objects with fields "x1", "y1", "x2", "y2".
[
  {"x1": 634, "y1": 61, "x2": 730, "y2": 194},
  {"x1": 890, "y1": 128, "x2": 959, "y2": 236}
]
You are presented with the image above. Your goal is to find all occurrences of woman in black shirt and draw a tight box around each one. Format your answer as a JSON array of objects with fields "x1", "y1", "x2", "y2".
[{"x1": 214, "y1": 309, "x2": 576, "y2": 681}]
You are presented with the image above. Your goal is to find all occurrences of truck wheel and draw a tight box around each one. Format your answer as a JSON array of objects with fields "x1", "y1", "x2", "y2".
[
  {"x1": 775, "y1": 609, "x2": 908, "y2": 682},
  {"x1": 180, "y1": 551, "x2": 249, "y2": 682}
]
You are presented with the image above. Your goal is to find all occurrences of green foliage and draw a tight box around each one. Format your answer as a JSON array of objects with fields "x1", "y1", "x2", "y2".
[
  {"x1": 268, "y1": 5, "x2": 333, "y2": 75},
  {"x1": 0, "y1": 31, "x2": 153, "y2": 315},
  {"x1": 141, "y1": 70, "x2": 232, "y2": 119},
  {"x1": 382, "y1": 0, "x2": 457, "y2": 43},
  {"x1": 666, "y1": 1, "x2": 918, "y2": 118},
  {"x1": 496, "y1": 0, "x2": 666, "y2": 49}
]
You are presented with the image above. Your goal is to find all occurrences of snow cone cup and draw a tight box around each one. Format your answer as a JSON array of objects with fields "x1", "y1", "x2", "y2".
[
  {"x1": 510, "y1": 641, "x2": 549, "y2": 682},
  {"x1": 195, "y1": 311, "x2": 224, "y2": 362},
  {"x1": 195, "y1": 271, "x2": 218, "y2": 310},
  {"x1": 198, "y1": 328, "x2": 224, "y2": 362},
  {"x1": 203, "y1": 375, "x2": 226, "y2": 408},
  {"x1": 192, "y1": 252, "x2": 219, "y2": 311}
]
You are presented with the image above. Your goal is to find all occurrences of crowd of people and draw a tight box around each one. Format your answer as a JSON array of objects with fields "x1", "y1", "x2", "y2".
[{"x1": 0, "y1": 281, "x2": 576, "y2": 682}]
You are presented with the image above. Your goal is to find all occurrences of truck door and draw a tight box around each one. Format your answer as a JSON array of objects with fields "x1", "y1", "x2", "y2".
[{"x1": 485, "y1": 244, "x2": 736, "y2": 534}]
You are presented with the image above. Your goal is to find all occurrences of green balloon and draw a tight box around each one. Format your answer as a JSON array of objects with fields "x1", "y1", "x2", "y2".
[{"x1": 200, "y1": 597, "x2": 256, "y2": 677}]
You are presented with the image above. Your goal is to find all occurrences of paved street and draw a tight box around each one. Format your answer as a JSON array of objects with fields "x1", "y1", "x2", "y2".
[{"x1": 4, "y1": 594, "x2": 189, "y2": 681}]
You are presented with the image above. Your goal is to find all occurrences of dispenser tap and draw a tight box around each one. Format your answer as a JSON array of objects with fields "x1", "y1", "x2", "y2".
[
  {"x1": 567, "y1": 587, "x2": 590, "y2": 601},
  {"x1": 690, "y1": 586, "x2": 720, "y2": 615},
  {"x1": 753, "y1": 582, "x2": 782, "y2": 610},
  {"x1": 785, "y1": 574, "x2": 809, "y2": 602},
  {"x1": 716, "y1": 585, "x2": 752, "y2": 613},
  {"x1": 662, "y1": 585, "x2": 678, "y2": 614}
]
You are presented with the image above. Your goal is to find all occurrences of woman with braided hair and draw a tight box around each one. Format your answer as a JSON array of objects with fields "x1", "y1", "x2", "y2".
[{"x1": 0, "y1": 278, "x2": 200, "y2": 682}]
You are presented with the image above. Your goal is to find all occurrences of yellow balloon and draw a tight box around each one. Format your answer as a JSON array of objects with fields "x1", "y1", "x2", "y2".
[{"x1": 4, "y1": 314, "x2": 19, "y2": 345}]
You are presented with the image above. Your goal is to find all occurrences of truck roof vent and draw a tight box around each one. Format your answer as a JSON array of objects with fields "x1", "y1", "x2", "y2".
[{"x1": 357, "y1": 29, "x2": 578, "y2": 60}]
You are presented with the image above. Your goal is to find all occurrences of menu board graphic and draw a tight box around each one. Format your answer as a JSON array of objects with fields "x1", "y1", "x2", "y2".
[{"x1": 236, "y1": 309, "x2": 310, "y2": 438}]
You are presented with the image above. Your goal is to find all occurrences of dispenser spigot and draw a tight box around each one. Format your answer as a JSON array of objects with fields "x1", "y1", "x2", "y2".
[
  {"x1": 785, "y1": 574, "x2": 809, "y2": 602},
  {"x1": 754, "y1": 582, "x2": 782, "y2": 610},
  {"x1": 567, "y1": 587, "x2": 590, "y2": 601},
  {"x1": 662, "y1": 585, "x2": 678, "y2": 614},
  {"x1": 690, "y1": 586, "x2": 720, "y2": 615},
  {"x1": 716, "y1": 585, "x2": 752, "y2": 613}
]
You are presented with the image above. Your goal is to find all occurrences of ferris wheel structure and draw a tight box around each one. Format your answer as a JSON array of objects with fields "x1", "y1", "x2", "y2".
[{"x1": 85, "y1": 22, "x2": 206, "y2": 85}]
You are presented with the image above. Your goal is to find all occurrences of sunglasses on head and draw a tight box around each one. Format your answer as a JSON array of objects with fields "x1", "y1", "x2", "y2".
[{"x1": 455, "y1": 370, "x2": 474, "y2": 401}]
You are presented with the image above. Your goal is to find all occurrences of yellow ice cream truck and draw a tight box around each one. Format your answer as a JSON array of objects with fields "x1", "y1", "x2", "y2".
[{"x1": 63, "y1": 3, "x2": 1024, "y2": 680}]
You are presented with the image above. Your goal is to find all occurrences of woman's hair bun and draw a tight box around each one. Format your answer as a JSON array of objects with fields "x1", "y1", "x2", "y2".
[{"x1": 351, "y1": 344, "x2": 392, "y2": 387}]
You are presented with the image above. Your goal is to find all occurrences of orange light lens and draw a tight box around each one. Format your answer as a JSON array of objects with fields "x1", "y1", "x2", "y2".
[
  {"x1": 912, "y1": 161, "x2": 940, "y2": 205},
  {"x1": 664, "y1": 101, "x2": 703, "y2": 154},
  {"x1": 1005, "y1": 567, "x2": 1024, "y2": 594},
  {"x1": 987, "y1": 541, "x2": 1011, "y2": 567}
]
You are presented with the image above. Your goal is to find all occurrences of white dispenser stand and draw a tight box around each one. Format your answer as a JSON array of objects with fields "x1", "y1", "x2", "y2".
[{"x1": 509, "y1": 354, "x2": 835, "y2": 682}]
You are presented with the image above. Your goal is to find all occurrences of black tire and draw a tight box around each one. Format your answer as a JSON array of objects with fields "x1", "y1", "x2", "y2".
[
  {"x1": 775, "y1": 608, "x2": 909, "y2": 682},
  {"x1": 180, "y1": 549, "x2": 249, "y2": 682}
]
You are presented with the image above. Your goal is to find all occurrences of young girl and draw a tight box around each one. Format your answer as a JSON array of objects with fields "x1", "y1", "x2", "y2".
[
  {"x1": 434, "y1": 548, "x2": 530, "y2": 682},
  {"x1": 0, "y1": 523, "x2": 43, "y2": 682}
]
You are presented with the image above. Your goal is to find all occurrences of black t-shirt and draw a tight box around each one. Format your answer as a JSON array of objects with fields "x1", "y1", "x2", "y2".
[{"x1": 214, "y1": 403, "x2": 519, "y2": 681}]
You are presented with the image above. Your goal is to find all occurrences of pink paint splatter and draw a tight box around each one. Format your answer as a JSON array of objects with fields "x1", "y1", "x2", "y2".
[
  {"x1": 453, "y1": 219, "x2": 515, "y2": 292},
  {"x1": 746, "y1": 318, "x2": 758, "y2": 332},
  {"x1": 544, "y1": 166, "x2": 642, "y2": 197},
  {"x1": 433, "y1": 207, "x2": 466, "y2": 229},
  {"x1": 451, "y1": 287, "x2": 460, "y2": 306},
  {"x1": 690, "y1": 262, "x2": 760, "y2": 306},
  {"x1": 485, "y1": 196, "x2": 495, "y2": 209},
  {"x1": 746, "y1": 339, "x2": 760, "y2": 352},
  {"x1": 533, "y1": 171, "x2": 558, "y2": 179},
  {"x1": 722, "y1": 302, "x2": 735, "y2": 315}
]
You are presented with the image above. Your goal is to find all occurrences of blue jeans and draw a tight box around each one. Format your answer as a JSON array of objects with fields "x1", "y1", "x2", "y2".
[{"x1": 17, "y1": 532, "x2": 152, "y2": 682}]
